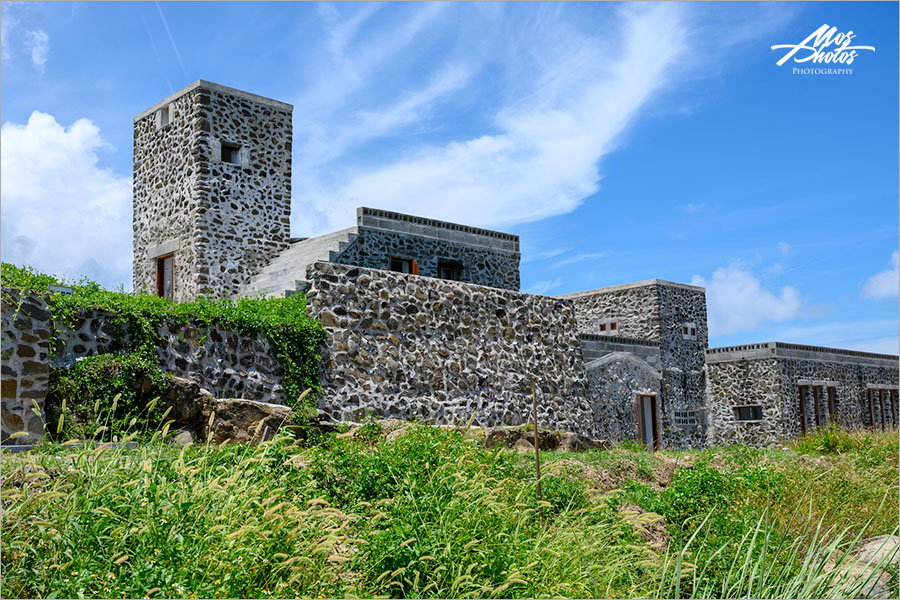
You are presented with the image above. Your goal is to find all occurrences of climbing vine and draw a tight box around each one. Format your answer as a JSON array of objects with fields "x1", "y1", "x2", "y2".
[{"x1": 1, "y1": 263, "x2": 326, "y2": 418}]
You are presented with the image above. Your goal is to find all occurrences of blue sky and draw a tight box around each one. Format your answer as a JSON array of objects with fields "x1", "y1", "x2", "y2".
[{"x1": 1, "y1": 2, "x2": 897, "y2": 353}]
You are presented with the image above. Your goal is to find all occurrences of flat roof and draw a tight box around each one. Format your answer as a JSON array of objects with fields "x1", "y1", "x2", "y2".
[
  {"x1": 707, "y1": 341, "x2": 898, "y2": 366},
  {"x1": 557, "y1": 278, "x2": 705, "y2": 299},
  {"x1": 134, "y1": 80, "x2": 292, "y2": 122}
]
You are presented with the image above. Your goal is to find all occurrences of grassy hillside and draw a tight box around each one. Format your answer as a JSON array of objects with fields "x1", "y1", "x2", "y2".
[{"x1": 1, "y1": 424, "x2": 897, "y2": 599}]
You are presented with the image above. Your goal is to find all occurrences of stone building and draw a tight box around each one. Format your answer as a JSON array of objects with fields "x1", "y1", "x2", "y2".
[
  {"x1": 5, "y1": 80, "x2": 895, "y2": 447},
  {"x1": 133, "y1": 81, "x2": 293, "y2": 302},
  {"x1": 125, "y1": 80, "x2": 896, "y2": 449},
  {"x1": 558, "y1": 281, "x2": 708, "y2": 449},
  {"x1": 706, "y1": 342, "x2": 899, "y2": 446}
]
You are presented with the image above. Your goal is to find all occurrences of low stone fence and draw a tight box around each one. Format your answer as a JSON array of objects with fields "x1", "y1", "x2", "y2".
[
  {"x1": 1, "y1": 290, "x2": 52, "y2": 444},
  {"x1": 1, "y1": 288, "x2": 285, "y2": 444},
  {"x1": 305, "y1": 261, "x2": 598, "y2": 437}
]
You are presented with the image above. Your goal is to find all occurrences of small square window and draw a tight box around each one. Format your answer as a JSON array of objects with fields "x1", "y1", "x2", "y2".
[
  {"x1": 599, "y1": 324, "x2": 606, "y2": 332},
  {"x1": 221, "y1": 142, "x2": 241, "y2": 165},
  {"x1": 609, "y1": 321, "x2": 617, "y2": 331},
  {"x1": 437, "y1": 261, "x2": 462, "y2": 281},
  {"x1": 735, "y1": 406, "x2": 763, "y2": 421},
  {"x1": 390, "y1": 257, "x2": 417, "y2": 275},
  {"x1": 682, "y1": 322, "x2": 697, "y2": 340}
]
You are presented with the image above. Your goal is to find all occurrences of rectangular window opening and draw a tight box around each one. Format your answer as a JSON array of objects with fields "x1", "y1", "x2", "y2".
[
  {"x1": 735, "y1": 405, "x2": 763, "y2": 421},
  {"x1": 813, "y1": 386, "x2": 822, "y2": 428},
  {"x1": 156, "y1": 254, "x2": 174, "y2": 301},
  {"x1": 437, "y1": 261, "x2": 462, "y2": 281},
  {"x1": 609, "y1": 321, "x2": 617, "y2": 332},
  {"x1": 827, "y1": 387, "x2": 838, "y2": 424},
  {"x1": 798, "y1": 385, "x2": 809, "y2": 435},
  {"x1": 599, "y1": 324, "x2": 606, "y2": 332},
  {"x1": 389, "y1": 257, "x2": 417, "y2": 275},
  {"x1": 221, "y1": 142, "x2": 241, "y2": 165}
]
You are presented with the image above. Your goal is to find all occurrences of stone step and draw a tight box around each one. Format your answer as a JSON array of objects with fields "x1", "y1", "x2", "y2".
[{"x1": 235, "y1": 226, "x2": 357, "y2": 299}]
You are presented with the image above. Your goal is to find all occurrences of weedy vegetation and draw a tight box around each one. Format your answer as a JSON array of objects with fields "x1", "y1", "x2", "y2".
[{"x1": 1, "y1": 424, "x2": 897, "y2": 599}]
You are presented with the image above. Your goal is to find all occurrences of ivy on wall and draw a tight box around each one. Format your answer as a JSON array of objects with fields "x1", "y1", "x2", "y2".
[{"x1": 1, "y1": 263, "x2": 327, "y2": 418}]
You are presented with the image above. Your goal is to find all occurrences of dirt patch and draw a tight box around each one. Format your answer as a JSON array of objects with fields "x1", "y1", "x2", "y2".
[
  {"x1": 618, "y1": 503, "x2": 669, "y2": 552},
  {"x1": 653, "y1": 453, "x2": 695, "y2": 489}
]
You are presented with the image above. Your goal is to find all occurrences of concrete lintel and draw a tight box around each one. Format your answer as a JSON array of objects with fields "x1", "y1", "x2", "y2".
[{"x1": 148, "y1": 238, "x2": 181, "y2": 258}]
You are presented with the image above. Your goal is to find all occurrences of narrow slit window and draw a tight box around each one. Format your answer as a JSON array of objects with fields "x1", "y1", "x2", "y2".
[
  {"x1": 799, "y1": 385, "x2": 809, "y2": 435},
  {"x1": 827, "y1": 387, "x2": 838, "y2": 423},
  {"x1": 156, "y1": 105, "x2": 171, "y2": 129}
]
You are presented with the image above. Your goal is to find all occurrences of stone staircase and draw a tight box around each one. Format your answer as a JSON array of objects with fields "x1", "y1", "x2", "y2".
[{"x1": 236, "y1": 227, "x2": 358, "y2": 298}]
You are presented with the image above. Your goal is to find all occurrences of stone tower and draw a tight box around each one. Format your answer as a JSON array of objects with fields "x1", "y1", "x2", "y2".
[{"x1": 133, "y1": 80, "x2": 292, "y2": 301}]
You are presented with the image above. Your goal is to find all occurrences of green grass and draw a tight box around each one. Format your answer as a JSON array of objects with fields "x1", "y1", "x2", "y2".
[{"x1": 2, "y1": 425, "x2": 897, "y2": 599}]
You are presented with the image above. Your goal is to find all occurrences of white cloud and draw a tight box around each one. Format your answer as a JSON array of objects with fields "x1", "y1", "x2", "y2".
[
  {"x1": 557, "y1": 252, "x2": 609, "y2": 266},
  {"x1": 295, "y1": 3, "x2": 688, "y2": 233},
  {"x1": 779, "y1": 320, "x2": 898, "y2": 356},
  {"x1": 1, "y1": 111, "x2": 132, "y2": 288},
  {"x1": 777, "y1": 241, "x2": 790, "y2": 256},
  {"x1": 524, "y1": 277, "x2": 562, "y2": 296},
  {"x1": 521, "y1": 246, "x2": 571, "y2": 263},
  {"x1": 24, "y1": 29, "x2": 48, "y2": 73},
  {"x1": 691, "y1": 263, "x2": 803, "y2": 335},
  {"x1": 862, "y1": 251, "x2": 899, "y2": 299}
]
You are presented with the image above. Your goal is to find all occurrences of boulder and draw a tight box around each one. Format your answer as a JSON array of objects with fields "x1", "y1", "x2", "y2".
[
  {"x1": 201, "y1": 397, "x2": 294, "y2": 444},
  {"x1": 162, "y1": 376, "x2": 213, "y2": 427},
  {"x1": 827, "y1": 535, "x2": 899, "y2": 599}
]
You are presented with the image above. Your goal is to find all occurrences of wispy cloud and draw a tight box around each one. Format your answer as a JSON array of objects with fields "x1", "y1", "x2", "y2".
[
  {"x1": 292, "y1": 3, "x2": 689, "y2": 234},
  {"x1": 779, "y1": 320, "x2": 898, "y2": 355},
  {"x1": 557, "y1": 252, "x2": 609, "y2": 266},
  {"x1": 692, "y1": 262, "x2": 803, "y2": 335},
  {"x1": 521, "y1": 246, "x2": 571, "y2": 263},
  {"x1": 23, "y1": 29, "x2": 48, "y2": 73},
  {"x1": 524, "y1": 277, "x2": 563, "y2": 296},
  {"x1": 679, "y1": 202, "x2": 721, "y2": 214},
  {"x1": 863, "y1": 251, "x2": 899, "y2": 299}
]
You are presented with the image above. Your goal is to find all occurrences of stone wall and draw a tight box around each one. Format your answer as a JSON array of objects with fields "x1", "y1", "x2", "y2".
[
  {"x1": 1, "y1": 288, "x2": 286, "y2": 444},
  {"x1": 332, "y1": 208, "x2": 521, "y2": 291},
  {"x1": 133, "y1": 81, "x2": 293, "y2": 301},
  {"x1": 585, "y1": 354, "x2": 661, "y2": 444},
  {"x1": 705, "y1": 358, "x2": 783, "y2": 447},
  {"x1": 53, "y1": 312, "x2": 286, "y2": 404},
  {"x1": 1, "y1": 290, "x2": 52, "y2": 444},
  {"x1": 305, "y1": 261, "x2": 596, "y2": 436}
]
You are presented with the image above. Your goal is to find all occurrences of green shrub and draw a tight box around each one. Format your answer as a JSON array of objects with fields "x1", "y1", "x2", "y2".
[{"x1": 46, "y1": 351, "x2": 165, "y2": 441}]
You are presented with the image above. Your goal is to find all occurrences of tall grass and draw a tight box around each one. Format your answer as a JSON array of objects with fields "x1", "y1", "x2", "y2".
[
  {"x1": 657, "y1": 511, "x2": 899, "y2": 599},
  {"x1": 2, "y1": 424, "x2": 897, "y2": 598}
]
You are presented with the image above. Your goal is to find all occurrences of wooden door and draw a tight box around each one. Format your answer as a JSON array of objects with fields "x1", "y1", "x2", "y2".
[{"x1": 636, "y1": 395, "x2": 659, "y2": 451}]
